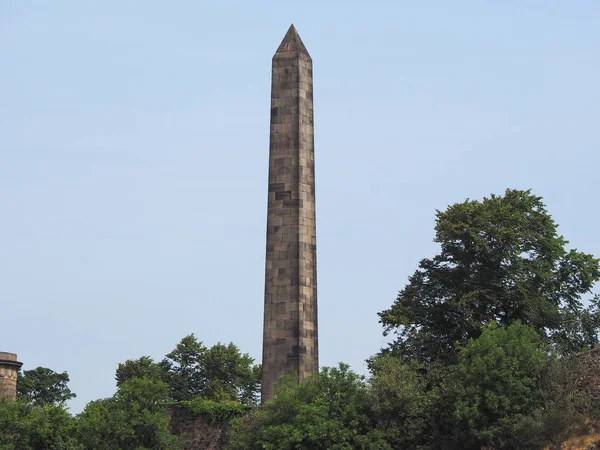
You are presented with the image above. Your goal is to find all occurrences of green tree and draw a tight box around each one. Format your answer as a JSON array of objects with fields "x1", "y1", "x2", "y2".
[
  {"x1": 511, "y1": 353, "x2": 593, "y2": 450},
  {"x1": 379, "y1": 189, "x2": 600, "y2": 363},
  {"x1": 116, "y1": 356, "x2": 163, "y2": 387},
  {"x1": 453, "y1": 321, "x2": 548, "y2": 449},
  {"x1": 199, "y1": 342, "x2": 261, "y2": 404},
  {"x1": 365, "y1": 355, "x2": 431, "y2": 449},
  {"x1": 227, "y1": 364, "x2": 391, "y2": 450},
  {"x1": 159, "y1": 335, "x2": 206, "y2": 402},
  {"x1": 17, "y1": 367, "x2": 76, "y2": 406},
  {"x1": 76, "y1": 377, "x2": 180, "y2": 450},
  {"x1": 0, "y1": 399, "x2": 81, "y2": 450},
  {"x1": 160, "y1": 334, "x2": 260, "y2": 404}
]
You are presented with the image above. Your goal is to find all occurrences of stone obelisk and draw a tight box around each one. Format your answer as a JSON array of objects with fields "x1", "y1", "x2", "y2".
[{"x1": 261, "y1": 24, "x2": 318, "y2": 403}]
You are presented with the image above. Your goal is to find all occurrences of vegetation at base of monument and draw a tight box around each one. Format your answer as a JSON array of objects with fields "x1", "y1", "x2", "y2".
[
  {"x1": 0, "y1": 334, "x2": 260, "y2": 449},
  {"x1": 226, "y1": 363, "x2": 392, "y2": 450},
  {"x1": 4, "y1": 188, "x2": 600, "y2": 450},
  {"x1": 363, "y1": 322, "x2": 595, "y2": 450},
  {"x1": 179, "y1": 398, "x2": 250, "y2": 425},
  {"x1": 230, "y1": 189, "x2": 600, "y2": 450},
  {"x1": 365, "y1": 354, "x2": 433, "y2": 449},
  {"x1": 17, "y1": 367, "x2": 76, "y2": 406},
  {"x1": 452, "y1": 322, "x2": 555, "y2": 449},
  {"x1": 228, "y1": 323, "x2": 594, "y2": 450}
]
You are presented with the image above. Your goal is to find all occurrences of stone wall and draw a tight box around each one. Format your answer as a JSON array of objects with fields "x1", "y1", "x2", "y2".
[
  {"x1": 168, "y1": 406, "x2": 227, "y2": 450},
  {"x1": 576, "y1": 345, "x2": 600, "y2": 402}
]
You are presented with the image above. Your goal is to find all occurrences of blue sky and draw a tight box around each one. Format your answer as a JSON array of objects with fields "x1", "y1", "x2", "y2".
[{"x1": 1, "y1": 1, "x2": 599, "y2": 412}]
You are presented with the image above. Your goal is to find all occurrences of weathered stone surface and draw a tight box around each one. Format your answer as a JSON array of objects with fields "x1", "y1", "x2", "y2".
[
  {"x1": 262, "y1": 24, "x2": 318, "y2": 403},
  {"x1": 0, "y1": 352, "x2": 23, "y2": 402},
  {"x1": 168, "y1": 407, "x2": 226, "y2": 450},
  {"x1": 576, "y1": 345, "x2": 600, "y2": 402}
]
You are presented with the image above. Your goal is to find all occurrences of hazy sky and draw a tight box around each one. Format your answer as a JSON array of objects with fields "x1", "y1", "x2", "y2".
[{"x1": 2, "y1": 1, "x2": 599, "y2": 412}]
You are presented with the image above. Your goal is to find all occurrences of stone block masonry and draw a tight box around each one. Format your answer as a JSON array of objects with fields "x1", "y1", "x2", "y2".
[
  {"x1": 261, "y1": 24, "x2": 318, "y2": 403},
  {"x1": 0, "y1": 352, "x2": 23, "y2": 402},
  {"x1": 169, "y1": 407, "x2": 226, "y2": 450}
]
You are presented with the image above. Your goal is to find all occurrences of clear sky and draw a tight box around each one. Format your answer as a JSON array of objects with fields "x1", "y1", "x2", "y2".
[{"x1": 1, "y1": 1, "x2": 599, "y2": 413}]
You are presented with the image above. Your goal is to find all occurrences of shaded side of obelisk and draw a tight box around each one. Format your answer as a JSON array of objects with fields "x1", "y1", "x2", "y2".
[{"x1": 261, "y1": 24, "x2": 318, "y2": 403}]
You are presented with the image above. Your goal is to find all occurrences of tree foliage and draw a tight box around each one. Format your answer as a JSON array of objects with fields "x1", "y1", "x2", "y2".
[
  {"x1": 227, "y1": 364, "x2": 390, "y2": 450},
  {"x1": 379, "y1": 189, "x2": 600, "y2": 363},
  {"x1": 369, "y1": 189, "x2": 600, "y2": 449},
  {"x1": 453, "y1": 322, "x2": 548, "y2": 449},
  {"x1": 76, "y1": 377, "x2": 180, "y2": 450},
  {"x1": 159, "y1": 334, "x2": 261, "y2": 404},
  {"x1": 17, "y1": 367, "x2": 76, "y2": 406},
  {"x1": 179, "y1": 398, "x2": 249, "y2": 425},
  {"x1": 116, "y1": 356, "x2": 163, "y2": 387},
  {"x1": 0, "y1": 399, "x2": 81, "y2": 450},
  {"x1": 362, "y1": 323, "x2": 596, "y2": 450},
  {"x1": 365, "y1": 356, "x2": 431, "y2": 449}
]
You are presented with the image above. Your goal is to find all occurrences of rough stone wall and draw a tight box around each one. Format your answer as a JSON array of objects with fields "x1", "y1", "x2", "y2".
[
  {"x1": 262, "y1": 24, "x2": 318, "y2": 403},
  {"x1": 169, "y1": 407, "x2": 226, "y2": 450},
  {"x1": 576, "y1": 345, "x2": 600, "y2": 402},
  {"x1": 0, "y1": 352, "x2": 22, "y2": 402}
]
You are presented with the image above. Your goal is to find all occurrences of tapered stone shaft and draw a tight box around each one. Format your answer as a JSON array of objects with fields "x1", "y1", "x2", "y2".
[{"x1": 261, "y1": 24, "x2": 318, "y2": 403}]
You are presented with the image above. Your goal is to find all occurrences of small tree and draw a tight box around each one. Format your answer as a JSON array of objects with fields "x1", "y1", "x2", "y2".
[
  {"x1": 159, "y1": 334, "x2": 260, "y2": 404},
  {"x1": 366, "y1": 356, "x2": 431, "y2": 449},
  {"x1": 17, "y1": 367, "x2": 76, "y2": 406},
  {"x1": 76, "y1": 377, "x2": 180, "y2": 450},
  {"x1": 453, "y1": 321, "x2": 548, "y2": 449},
  {"x1": 116, "y1": 356, "x2": 162, "y2": 387}
]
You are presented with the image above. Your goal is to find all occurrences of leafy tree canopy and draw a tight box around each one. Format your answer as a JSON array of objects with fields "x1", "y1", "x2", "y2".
[
  {"x1": 17, "y1": 367, "x2": 76, "y2": 407},
  {"x1": 379, "y1": 189, "x2": 600, "y2": 363},
  {"x1": 227, "y1": 364, "x2": 391, "y2": 450},
  {"x1": 159, "y1": 334, "x2": 261, "y2": 404},
  {"x1": 116, "y1": 356, "x2": 163, "y2": 387},
  {"x1": 453, "y1": 321, "x2": 548, "y2": 449},
  {"x1": 0, "y1": 399, "x2": 81, "y2": 450},
  {"x1": 76, "y1": 377, "x2": 180, "y2": 450},
  {"x1": 365, "y1": 356, "x2": 431, "y2": 449}
]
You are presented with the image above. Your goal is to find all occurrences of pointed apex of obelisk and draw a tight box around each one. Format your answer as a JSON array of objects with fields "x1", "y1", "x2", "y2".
[{"x1": 275, "y1": 24, "x2": 311, "y2": 59}]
